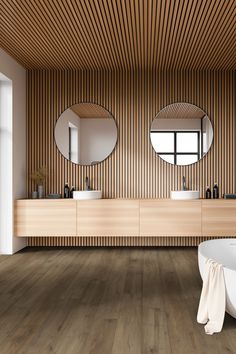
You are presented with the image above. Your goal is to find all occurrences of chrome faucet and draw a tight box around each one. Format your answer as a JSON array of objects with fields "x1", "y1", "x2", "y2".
[
  {"x1": 85, "y1": 176, "x2": 91, "y2": 191},
  {"x1": 182, "y1": 176, "x2": 187, "y2": 191}
]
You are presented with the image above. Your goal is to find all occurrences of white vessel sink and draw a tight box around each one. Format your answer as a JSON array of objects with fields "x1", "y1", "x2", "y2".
[
  {"x1": 171, "y1": 190, "x2": 200, "y2": 200},
  {"x1": 73, "y1": 190, "x2": 102, "y2": 200}
]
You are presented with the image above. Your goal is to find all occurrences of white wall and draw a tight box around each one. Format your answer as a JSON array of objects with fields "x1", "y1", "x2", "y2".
[
  {"x1": 55, "y1": 108, "x2": 80, "y2": 162},
  {"x1": 0, "y1": 79, "x2": 13, "y2": 254},
  {"x1": 202, "y1": 115, "x2": 213, "y2": 154},
  {"x1": 80, "y1": 118, "x2": 117, "y2": 164},
  {"x1": 0, "y1": 49, "x2": 26, "y2": 254}
]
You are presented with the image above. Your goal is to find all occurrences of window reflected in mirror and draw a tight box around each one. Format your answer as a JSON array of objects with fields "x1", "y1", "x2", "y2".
[
  {"x1": 55, "y1": 103, "x2": 117, "y2": 165},
  {"x1": 150, "y1": 103, "x2": 213, "y2": 166}
]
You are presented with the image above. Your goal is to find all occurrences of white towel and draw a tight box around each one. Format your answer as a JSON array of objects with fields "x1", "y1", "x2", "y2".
[{"x1": 197, "y1": 258, "x2": 226, "y2": 335}]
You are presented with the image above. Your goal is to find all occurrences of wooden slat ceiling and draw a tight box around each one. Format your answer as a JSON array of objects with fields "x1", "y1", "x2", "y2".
[
  {"x1": 70, "y1": 103, "x2": 111, "y2": 119},
  {"x1": 0, "y1": 0, "x2": 236, "y2": 70},
  {"x1": 157, "y1": 103, "x2": 206, "y2": 119}
]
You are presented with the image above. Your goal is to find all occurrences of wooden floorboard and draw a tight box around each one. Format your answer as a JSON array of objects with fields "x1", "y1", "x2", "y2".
[{"x1": 0, "y1": 247, "x2": 235, "y2": 354}]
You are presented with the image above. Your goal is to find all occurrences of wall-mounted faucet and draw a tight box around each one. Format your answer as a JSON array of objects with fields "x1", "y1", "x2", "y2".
[
  {"x1": 182, "y1": 176, "x2": 187, "y2": 191},
  {"x1": 85, "y1": 176, "x2": 91, "y2": 191}
]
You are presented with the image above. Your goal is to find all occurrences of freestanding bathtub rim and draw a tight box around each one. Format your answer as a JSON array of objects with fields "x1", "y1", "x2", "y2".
[
  {"x1": 198, "y1": 238, "x2": 236, "y2": 319},
  {"x1": 198, "y1": 238, "x2": 236, "y2": 271}
]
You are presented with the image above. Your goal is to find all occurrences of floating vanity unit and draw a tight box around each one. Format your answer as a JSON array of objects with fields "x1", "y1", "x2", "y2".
[{"x1": 15, "y1": 199, "x2": 236, "y2": 241}]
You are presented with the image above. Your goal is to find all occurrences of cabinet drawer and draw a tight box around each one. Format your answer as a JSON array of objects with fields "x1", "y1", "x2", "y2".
[
  {"x1": 15, "y1": 200, "x2": 76, "y2": 236},
  {"x1": 77, "y1": 199, "x2": 139, "y2": 236},
  {"x1": 202, "y1": 200, "x2": 236, "y2": 236},
  {"x1": 140, "y1": 200, "x2": 202, "y2": 236}
]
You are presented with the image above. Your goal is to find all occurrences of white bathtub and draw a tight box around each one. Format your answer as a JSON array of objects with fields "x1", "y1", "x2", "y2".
[{"x1": 198, "y1": 239, "x2": 236, "y2": 319}]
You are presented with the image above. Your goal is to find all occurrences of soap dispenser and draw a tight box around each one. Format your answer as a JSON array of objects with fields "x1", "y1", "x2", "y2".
[
  {"x1": 213, "y1": 183, "x2": 219, "y2": 199},
  {"x1": 205, "y1": 186, "x2": 211, "y2": 199}
]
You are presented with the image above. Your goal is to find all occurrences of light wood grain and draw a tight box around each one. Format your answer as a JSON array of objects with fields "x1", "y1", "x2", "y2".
[
  {"x1": 157, "y1": 102, "x2": 205, "y2": 119},
  {"x1": 71, "y1": 103, "x2": 111, "y2": 119},
  {"x1": 27, "y1": 69, "x2": 236, "y2": 246},
  {"x1": 15, "y1": 200, "x2": 76, "y2": 237},
  {"x1": 27, "y1": 71, "x2": 236, "y2": 202},
  {"x1": 16, "y1": 199, "x2": 236, "y2": 243},
  {"x1": 202, "y1": 200, "x2": 236, "y2": 236},
  {"x1": 140, "y1": 200, "x2": 202, "y2": 236},
  {"x1": 28, "y1": 235, "x2": 231, "y2": 247},
  {"x1": 77, "y1": 200, "x2": 139, "y2": 237},
  {"x1": 1, "y1": 0, "x2": 236, "y2": 70}
]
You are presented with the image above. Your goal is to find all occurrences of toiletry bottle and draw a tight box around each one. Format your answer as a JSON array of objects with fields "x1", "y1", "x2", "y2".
[
  {"x1": 64, "y1": 183, "x2": 70, "y2": 198},
  {"x1": 205, "y1": 187, "x2": 211, "y2": 199},
  {"x1": 213, "y1": 183, "x2": 219, "y2": 199},
  {"x1": 70, "y1": 186, "x2": 75, "y2": 198}
]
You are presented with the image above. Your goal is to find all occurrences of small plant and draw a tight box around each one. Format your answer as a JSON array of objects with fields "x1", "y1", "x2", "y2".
[{"x1": 30, "y1": 166, "x2": 47, "y2": 185}]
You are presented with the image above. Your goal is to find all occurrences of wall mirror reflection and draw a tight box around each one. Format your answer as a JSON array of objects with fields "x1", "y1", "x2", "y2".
[
  {"x1": 150, "y1": 103, "x2": 213, "y2": 166},
  {"x1": 55, "y1": 103, "x2": 117, "y2": 165}
]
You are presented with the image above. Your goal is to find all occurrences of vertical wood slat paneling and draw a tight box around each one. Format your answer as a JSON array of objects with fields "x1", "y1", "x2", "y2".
[
  {"x1": 27, "y1": 236, "x2": 233, "y2": 247},
  {"x1": 27, "y1": 70, "x2": 236, "y2": 246}
]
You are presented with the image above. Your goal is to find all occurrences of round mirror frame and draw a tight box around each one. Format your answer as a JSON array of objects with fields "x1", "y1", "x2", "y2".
[
  {"x1": 54, "y1": 102, "x2": 118, "y2": 166},
  {"x1": 150, "y1": 102, "x2": 213, "y2": 166}
]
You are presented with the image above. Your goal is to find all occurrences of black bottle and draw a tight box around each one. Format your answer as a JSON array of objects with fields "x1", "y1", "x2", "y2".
[
  {"x1": 70, "y1": 186, "x2": 75, "y2": 198},
  {"x1": 213, "y1": 183, "x2": 219, "y2": 199},
  {"x1": 64, "y1": 183, "x2": 70, "y2": 198},
  {"x1": 205, "y1": 187, "x2": 211, "y2": 199}
]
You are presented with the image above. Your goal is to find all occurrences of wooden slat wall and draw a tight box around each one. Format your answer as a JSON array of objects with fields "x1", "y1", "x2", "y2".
[
  {"x1": 27, "y1": 69, "x2": 236, "y2": 246},
  {"x1": 28, "y1": 236, "x2": 233, "y2": 247}
]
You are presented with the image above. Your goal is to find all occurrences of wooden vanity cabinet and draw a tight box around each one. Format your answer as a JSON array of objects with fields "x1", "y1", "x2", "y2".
[
  {"x1": 202, "y1": 200, "x2": 236, "y2": 236},
  {"x1": 15, "y1": 199, "x2": 236, "y2": 239},
  {"x1": 76, "y1": 199, "x2": 139, "y2": 236},
  {"x1": 140, "y1": 200, "x2": 202, "y2": 236},
  {"x1": 15, "y1": 200, "x2": 76, "y2": 236}
]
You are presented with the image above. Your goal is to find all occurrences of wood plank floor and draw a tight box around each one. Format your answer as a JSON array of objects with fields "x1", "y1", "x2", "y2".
[{"x1": 0, "y1": 247, "x2": 235, "y2": 354}]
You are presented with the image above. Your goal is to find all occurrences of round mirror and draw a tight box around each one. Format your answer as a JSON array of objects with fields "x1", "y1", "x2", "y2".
[
  {"x1": 55, "y1": 103, "x2": 117, "y2": 165},
  {"x1": 150, "y1": 103, "x2": 213, "y2": 166}
]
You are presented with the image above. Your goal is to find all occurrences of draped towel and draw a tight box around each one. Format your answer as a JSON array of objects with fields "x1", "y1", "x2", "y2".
[{"x1": 197, "y1": 259, "x2": 226, "y2": 335}]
